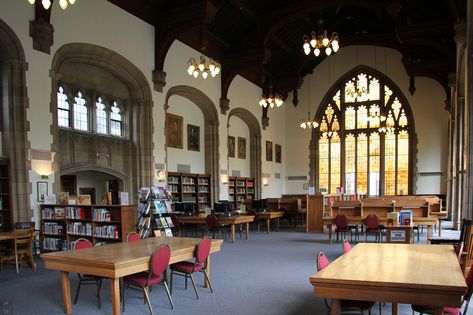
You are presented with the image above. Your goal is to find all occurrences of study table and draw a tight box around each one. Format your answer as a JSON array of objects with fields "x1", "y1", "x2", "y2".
[
  {"x1": 253, "y1": 211, "x2": 285, "y2": 233},
  {"x1": 310, "y1": 243, "x2": 467, "y2": 315},
  {"x1": 322, "y1": 216, "x2": 438, "y2": 244},
  {"x1": 41, "y1": 236, "x2": 223, "y2": 315},
  {"x1": 176, "y1": 215, "x2": 254, "y2": 242}
]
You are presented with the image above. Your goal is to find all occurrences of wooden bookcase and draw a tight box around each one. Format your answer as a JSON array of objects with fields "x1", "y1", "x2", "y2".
[
  {"x1": 167, "y1": 172, "x2": 211, "y2": 211},
  {"x1": 0, "y1": 158, "x2": 12, "y2": 232},
  {"x1": 40, "y1": 204, "x2": 135, "y2": 252},
  {"x1": 228, "y1": 176, "x2": 255, "y2": 210}
]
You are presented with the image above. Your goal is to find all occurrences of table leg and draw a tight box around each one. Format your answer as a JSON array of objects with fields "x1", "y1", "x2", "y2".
[
  {"x1": 60, "y1": 271, "x2": 72, "y2": 314},
  {"x1": 277, "y1": 218, "x2": 280, "y2": 230},
  {"x1": 231, "y1": 224, "x2": 235, "y2": 242},
  {"x1": 204, "y1": 255, "x2": 211, "y2": 288},
  {"x1": 433, "y1": 307, "x2": 443, "y2": 315},
  {"x1": 246, "y1": 222, "x2": 250, "y2": 239},
  {"x1": 427, "y1": 225, "x2": 433, "y2": 239},
  {"x1": 266, "y1": 219, "x2": 270, "y2": 234},
  {"x1": 111, "y1": 277, "x2": 120, "y2": 315},
  {"x1": 438, "y1": 220, "x2": 442, "y2": 236},
  {"x1": 331, "y1": 299, "x2": 341, "y2": 315},
  {"x1": 328, "y1": 224, "x2": 333, "y2": 244},
  {"x1": 392, "y1": 302, "x2": 399, "y2": 315}
]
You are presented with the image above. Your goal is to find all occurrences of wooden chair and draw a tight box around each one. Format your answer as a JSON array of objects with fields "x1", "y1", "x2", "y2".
[{"x1": 0, "y1": 228, "x2": 36, "y2": 274}]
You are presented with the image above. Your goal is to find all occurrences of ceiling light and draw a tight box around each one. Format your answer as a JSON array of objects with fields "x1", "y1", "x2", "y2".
[
  {"x1": 259, "y1": 85, "x2": 283, "y2": 108},
  {"x1": 27, "y1": 0, "x2": 77, "y2": 10},
  {"x1": 300, "y1": 76, "x2": 318, "y2": 130},
  {"x1": 186, "y1": 55, "x2": 220, "y2": 79},
  {"x1": 302, "y1": 19, "x2": 340, "y2": 57}
]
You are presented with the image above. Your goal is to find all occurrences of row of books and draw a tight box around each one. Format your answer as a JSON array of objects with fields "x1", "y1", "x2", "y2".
[
  {"x1": 43, "y1": 222, "x2": 64, "y2": 235},
  {"x1": 137, "y1": 200, "x2": 172, "y2": 215},
  {"x1": 154, "y1": 216, "x2": 174, "y2": 229},
  {"x1": 65, "y1": 207, "x2": 88, "y2": 220},
  {"x1": 92, "y1": 208, "x2": 111, "y2": 222},
  {"x1": 93, "y1": 225, "x2": 119, "y2": 239},
  {"x1": 138, "y1": 187, "x2": 173, "y2": 202},
  {"x1": 66, "y1": 222, "x2": 92, "y2": 236},
  {"x1": 42, "y1": 207, "x2": 65, "y2": 220},
  {"x1": 43, "y1": 237, "x2": 68, "y2": 251}
]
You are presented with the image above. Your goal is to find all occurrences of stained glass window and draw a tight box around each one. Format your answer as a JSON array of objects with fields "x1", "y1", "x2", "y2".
[
  {"x1": 96, "y1": 97, "x2": 107, "y2": 134},
  {"x1": 317, "y1": 68, "x2": 412, "y2": 196},
  {"x1": 73, "y1": 91, "x2": 88, "y2": 131},
  {"x1": 110, "y1": 101, "x2": 123, "y2": 137},
  {"x1": 57, "y1": 86, "x2": 70, "y2": 128}
]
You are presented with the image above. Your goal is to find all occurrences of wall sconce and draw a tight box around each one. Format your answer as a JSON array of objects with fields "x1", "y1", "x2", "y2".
[
  {"x1": 220, "y1": 174, "x2": 229, "y2": 185},
  {"x1": 41, "y1": 175, "x2": 49, "y2": 179},
  {"x1": 262, "y1": 173, "x2": 270, "y2": 186},
  {"x1": 155, "y1": 169, "x2": 166, "y2": 182}
]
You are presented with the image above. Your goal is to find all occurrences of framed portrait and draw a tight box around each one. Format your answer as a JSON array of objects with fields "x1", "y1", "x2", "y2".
[
  {"x1": 228, "y1": 136, "x2": 235, "y2": 158},
  {"x1": 166, "y1": 113, "x2": 183, "y2": 149},
  {"x1": 266, "y1": 141, "x2": 273, "y2": 161},
  {"x1": 237, "y1": 137, "x2": 246, "y2": 159},
  {"x1": 37, "y1": 181, "x2": 48, "y2": 202},
  {"x1": 187, "y1": 124, "x2": 200, "y2": 151},
  {"x1": 275, "y1": 144, "x2": 282, "y2": 163}
]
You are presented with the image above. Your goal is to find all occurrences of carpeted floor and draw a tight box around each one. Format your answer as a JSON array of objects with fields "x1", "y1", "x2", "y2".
[{"x1": 0, "y1": 224, "x2": 465, "y2": 315}]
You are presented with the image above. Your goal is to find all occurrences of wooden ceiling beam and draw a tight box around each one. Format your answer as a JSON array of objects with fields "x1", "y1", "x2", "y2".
[{"x1": 226, "y1": 0, "x2": 259, "y2": 25}]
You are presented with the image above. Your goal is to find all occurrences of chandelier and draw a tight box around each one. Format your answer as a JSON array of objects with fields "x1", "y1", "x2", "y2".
[
  {"x1": 27, "y1": 0, "x2": 76, "y2": 10},
  {"x1": 300, "y1": 76, "x2": 318, "y2": 129},
  {"x1": 259, "y1": 85, "x2": 283, "y2": 108},
  {"x1": 186, "y1": 55, "x2": 221, "y2": 79},
  {"x1": 303, "y1": 19, "x2": 339, "y2": 57}
]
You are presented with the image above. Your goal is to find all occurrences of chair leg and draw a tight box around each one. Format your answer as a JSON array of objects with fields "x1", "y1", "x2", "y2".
[
  {"x1": 74, "y1": 278, "x2": 82, "y2": 304},
  {"x1": 163, "y1": 280, "x2": 174, "y2": 309},
  {"x1": 122, "y1": 280, "x2": 126, "y2": 312},
  {"x1": 96, "y1": 279, "x2": 101, "y2": 309},
  {"x1": 142, "y1": 286, "x2": 153, "y2": 315},
  {"x1": 170, "y1": 271, "x2": 173, "y2": 295},
  {"x1": 188, "y1": 273, "x2": 199, "y2": 299},
  {"x1": 202, "y1": 270, "x2": 213, "y2": 293}
]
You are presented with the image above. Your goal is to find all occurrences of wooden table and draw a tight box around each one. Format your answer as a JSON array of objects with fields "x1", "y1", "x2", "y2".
[
  {"x1": 254, "y1": 211, "x2": 285, "y2": 233},
  {"x1": 176, "y1": 215, "x2": 255, "y2": 242},
  {"x1": 431, "y1": 211, "x2": 448, "y2": 236},
  {"x1": 0, "y1": 231, "x2": 14, "y2": 241},
  {"x1": 310, "y1": 243, "x2": 467, "y2": 315},
  {"x1": 323, "y1": 217, "x2": 438, "y2": 244},
  {"x1": 41, "y1": 236, "x2": 223, "y2": 315},
  {"x1": 385, "y1": 225, "x2": 413, "y2": 243}
]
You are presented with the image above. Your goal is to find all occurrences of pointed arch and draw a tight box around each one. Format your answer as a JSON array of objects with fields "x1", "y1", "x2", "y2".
[{"x1": 310, "y1": 65, "x2": 417, "y2": 195}]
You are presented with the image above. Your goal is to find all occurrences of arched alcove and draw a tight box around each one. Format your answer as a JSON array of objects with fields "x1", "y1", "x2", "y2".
[
  {"x1": 51, "y1": 43, "x2": 154, "y2": 203},
  {"x1": 164, "y1": 85, "x2": 220, "y2": 204},
  {"x1": 0, "y1": 18, "x2": 31, "y2": 223},
  {"x1": 227, "y1": 107, "x2": 262, "y2": 198}
]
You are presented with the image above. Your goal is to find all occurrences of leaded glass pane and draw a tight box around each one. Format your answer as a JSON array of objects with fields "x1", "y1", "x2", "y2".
[
  {"x1": 57, "y1": 86, "x2": 70, "y2": 127},
  {"x1": 397, "y1": 131, "x2": 409, "y2": 195},
  {"x1": 357, "y1": 105, "x2": 368, "y2": 129},
  {"x1": 368, "y1": 104, "x2": 380, "y2": 128},
  {"x1": 330, "y1": 136, "x2": 341, "y2": 194},
  {"x1": 357, "y1": 133, "x2": 367, "y2": 194},
  {"x1": 110, "y1": 101, "x2": 123, "y2": 137},
  {"x1": 73, "y1": 91, "x2": 88, "y2": 131},
  {"x1": 392, "y1": 98, "x2": 402, "y2": 120},
  {"x1": 96, "y1": 97, "x2": 107, "y2": 134},
  {"x1": 369, "y1": 78, "x2": 380, "y2": 101},
  {"x1": 384, "y1": 86, "x2": 393, "y2": 105},
  {"x1": 345, "y1": 106, "x2": 356, "y2": 130},
  {"x1": 319, "y1": 136, "x2": 329, "y2": 192},
  {"x1": 369, "y1": 132, "x2": 380, "y2": 196},
  {"x1": 333, "y1": 90, "x2": 341, "y2": 109},
  {"x1": 345, "y1": 134, "x2": 356, "y2": 194},
  {"x1": 357, "y1": 73, "x2": 369, "y2": 102},
  {"x1": 384, "y1": 133, "x2": 396, "y2": 195},
  {"x1": 345, "y1": 80, "x2": 356, "y2": 103}
]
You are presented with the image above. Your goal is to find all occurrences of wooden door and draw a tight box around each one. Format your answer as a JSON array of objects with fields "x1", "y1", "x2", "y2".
[
  {"x1": 107, "y1": 180, "x2": 119, "y2": 205},
  {"x1": 60, "y1": 175, "x2": 77, "y2": 196}
]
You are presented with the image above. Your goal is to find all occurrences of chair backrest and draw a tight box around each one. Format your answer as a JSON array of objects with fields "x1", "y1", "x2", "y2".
[
  {"x1": 149, "y1": 244, "x2": 171, "y2": 278},
  {"x1": 365, "y1": 214, "x2": 380, "y2": 229},
  {"x1": 463, "y1": 260, "x2": 473, "y2": 304},
  {"x1": 196, "y1": 237, "x2": 211, "y2": 265},
  {"x1": 206, "y1": 214, "x2": 218, "y2": 229},
  {"x1": 334, "y1": 214, "x2": 348, "y2": 229},
  {"x1": 316, "y1": 252, "x2": 330, "y2": 271},
  {"x1": 126, "y1": 232, "x2": 140, "y2": 242},
  {"x1": 460, "y1": 219, "x2": 472, "y2": 243},
  {"x1": 170, "y1": 213, "x2": 180, "y2": 228},
  {"x1": 14, "y1": 222, "x2": 35, "y2": 229},
  {"x1": 14, "y1": 229, "x2": 34, "y2": 246},
  {"x1": 455, "y1": 243, "x2": 464, "y2": 261},
  {"x1": 343, "y1": 239, "x2": 351, "y2": 253},
  {"x1": 74, "y1": 238, "x2": 93, "y2": 250}
]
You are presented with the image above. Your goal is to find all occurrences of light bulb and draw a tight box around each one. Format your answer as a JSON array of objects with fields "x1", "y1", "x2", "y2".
[
  {"x1": 301, "y1": 122, "x2": 306, "y2": 129},
  {"x1": 198, "y1": 63, "x2": 204, "y2": 72},
  {"x1": 193, "y1": 70, "x2": 198, "y2": 78},
  {"x1": 304, "y1": 47, "x2": 310, "y2": 55},
  {"x1": 332, "y1": 40, "x2": 339, "y2": 52},
  {"x1": 209, "y1": 64, "x2": 215, "y2": 72},
  {"x1": 215, "y1": 66, "x2": 220, "y2": 74},
  {"x1": 69, "y1": 0, "x2": 75, "y2": 4},
  {"x1": 322, "y1": 37, "x2": 329, "y2": 47},
  {"x1": 267, "y1": 97, "x2": 272, "y2": 104},
  {"x1": 42, "y1": 0, "x2": 51, "y2": 9},
  {"x1": 270, "y1": 102, "x2": 274, "y2": 108},
  {"x1": 303, "y1": 42, "x2": 310, "y2": 51},
  {"x1": 210, "y1": 71, "x2": 216, "y2": 77},
  {"x1": 325, "y1": 47, "x2": 332, "y2": 56},
  {"x1": 202, "y1": 71, "x2": 208, "y2": 79},
  {"x1": 310, "y1": 38, "x2": 316, "y2": 48},
  {"x1": 187, "y1": 65, "x2": 194, "y2": 76},
  {"x1": 276, "y1": 98, "x2": 283, "y2": 107},
  {"x1": 314, "y1": 48, "x2": 320, "y2": 57},
  {"x1": 59, "y1": 0, "x2": 68, "y2": 10},
  {"x1": 28, "y1": 0, "x2": 35, "y2": 4}
]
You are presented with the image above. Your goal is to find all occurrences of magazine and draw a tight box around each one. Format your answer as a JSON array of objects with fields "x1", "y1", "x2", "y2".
[
  {"x1": 138, "y1": 187, "x2": 150, "y2": 201},
  {"x1": 154, "y1": 201, "x2": 167, "y2": 214}
]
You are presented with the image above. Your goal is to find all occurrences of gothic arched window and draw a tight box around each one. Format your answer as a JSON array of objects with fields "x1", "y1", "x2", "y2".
[{"x1": 316, "y1": 68, "x2": 413, "y2": 196}]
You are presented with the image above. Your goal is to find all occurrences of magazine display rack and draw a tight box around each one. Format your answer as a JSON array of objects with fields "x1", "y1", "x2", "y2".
[{"x1": 136, "y1": 187, "x2": 174, "y2": 238}]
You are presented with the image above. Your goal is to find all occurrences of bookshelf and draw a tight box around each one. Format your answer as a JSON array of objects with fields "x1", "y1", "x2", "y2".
[
  {"x1": 167, "y1": 172, "x2": 211, "y2": 211},
  {"x1": 40, "y1": 204, "x2": 135, "y2": 252},
  {"x1": 228, "y1": 176, "x2": 255, "y2": 210},
  {"x1": 0, "y1": 158, "x2": 12, "y2": 232}
]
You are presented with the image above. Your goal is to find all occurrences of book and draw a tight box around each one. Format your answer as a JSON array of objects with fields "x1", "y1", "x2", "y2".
[
  {"x1": 138, "y1": 202, "x2": 150, "y2": 215},
  {"x1": 160, "y1": 217, "x2": 169, "y2": 228},
  {"x1": 165, "y1": 216, "x2": 174, "y2": 227},
  {"x1": 138, "y1": 187, "x2": 150, "y2": 201},
  {"x1": 78, "y1": 195, "x2": 91, "y2": 205},
  {"x1": 57, "y1": 192, "x2": 69, "y2": 205},
  {"x1": 154, "y1": 201, "x2": 167, "y2": 214},
  {"x1": 44, "y1": 194, "x2": 57, "y2": 205},
  {"x1": 164, "y1": 228, "x2": 173, "y2": 237},
  {"x1": 399, "y1": 210, "x2": 413, "y2": 226}
]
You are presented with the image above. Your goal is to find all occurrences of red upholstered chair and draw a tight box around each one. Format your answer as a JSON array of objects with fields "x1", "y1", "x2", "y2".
[
  {"x1": 126, "y1": 231, "x2": 140, "y2": 242},
  {"x1": 206, "y1": 214, "x2": 227, "y2": 239},
  {"x1": 343, "y1": 239, "x2": 352, "y2": 253},
  {"x1": 364, "y1": 214, "x2": 382, "y2": 242},
  {"x1": 122, "y1": 244, "x2": 174, "y2": 314},
  {"x1": 316, "y1": 252, "x2": 375, "y2": 313},
  {"x1": 335, "y1": 214, "x2": 352, "y2": 242},
  {"x1": 73, "y1": 238, "x2": 104, "y2": 309},
  {"x1": 170, "y1": 213, "x2": 183, "y2": 237},
  {"x1": 411, "y1": 261, "x2": 473, "y2": 315},
  {"x1": 170, "y1": 237, "x2": 213, "y2": 299}
]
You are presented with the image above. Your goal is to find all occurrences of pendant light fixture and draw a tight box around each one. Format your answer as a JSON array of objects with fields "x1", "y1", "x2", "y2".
[
  {"x1": 27, "y1": 0, "x2": 76, "y2": 10},
  {"x1": 300, "y1": 75, "x2": 318, "y2": 129}
]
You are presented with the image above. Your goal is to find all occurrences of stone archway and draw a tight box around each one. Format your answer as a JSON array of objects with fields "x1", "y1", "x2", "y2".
[
  {"x1": 227, "y1": 107, "x2": 262, "y2": 198},
  {"x1": 164, "y1": 85, "x2": 220, "y2": 203},
  {"x1": 51, "y1": 43, "x2": 154, "y2": 203},
  {"x1": 0, "y1": 19, "x2": 31, "y2": 223}
]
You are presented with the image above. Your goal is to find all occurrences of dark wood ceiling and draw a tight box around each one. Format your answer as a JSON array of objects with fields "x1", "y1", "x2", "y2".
[{"x1": 108, "y1": 0, "x2": 466, "y2": 103}]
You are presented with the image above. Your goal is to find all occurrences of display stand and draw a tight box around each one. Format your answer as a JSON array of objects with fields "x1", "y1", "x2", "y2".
[{"x1": 136, "y1": 187, "x2": 174, "y2": 238}]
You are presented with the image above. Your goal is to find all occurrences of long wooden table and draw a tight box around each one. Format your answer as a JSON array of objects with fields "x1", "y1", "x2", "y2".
[
  {"x1": 254, "y1": 211, "x2": 285, "y2": 233},
  {"x1": 310, "y1": 243, "x2": 467, "y2": 315},
  {"x1": 176, "y1": 215, "x2": 254, "y2": 242},
  {"x1": 41, "y1": 237, "x2": 223, "y2": 315},
  {"x1": 0, "y1": 231, "x2": 14, "y2": 241},
  {"x1": 323, "y1": 216, "x2": 438, "y2": 244},
  {"x1": 431, "y1": 211, "x2": 448, "y2": 236}
]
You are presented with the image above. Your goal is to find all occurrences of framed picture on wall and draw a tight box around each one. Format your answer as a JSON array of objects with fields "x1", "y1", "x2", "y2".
[
  {"x1": 228, "y1": 136, "x2": 235, "y2": 158},
  {"x1": 275, "y1": 144, "x2": 282, "y2": 163},
  {"x1": 266, "y1": 141, "x2": 273, "y2": 161},
  {"x1": 187, "y1": 124, "x2": 200, "y2": 151},
  {"x1": 37, "y1": 181, "x2": 48, "y2": 202},
  {"x1": 166, "y1": 113, "x2": 183, "y2": 149},
  {"x1": 237, "y1": 137, "x2": 246, "y2": 159}
]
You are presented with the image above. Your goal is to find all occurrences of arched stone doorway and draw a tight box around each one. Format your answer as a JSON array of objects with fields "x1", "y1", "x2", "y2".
[
  {"x1": 51, "y1": 43, "x2": 154, "y2": 203},
  {"x1": 164, "y1": 85, "x2": 220, "y2": 203},
  {"x1": 227, "y1": 107, "x2": 262, "y2": 198},
  {"x1": 0, "y1": 19, "x2": 31, "y2": 222}
]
